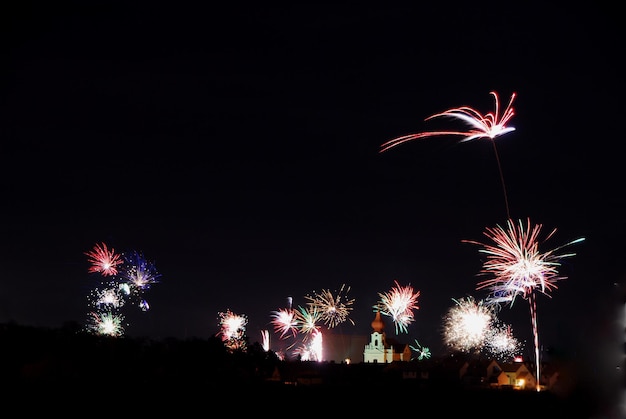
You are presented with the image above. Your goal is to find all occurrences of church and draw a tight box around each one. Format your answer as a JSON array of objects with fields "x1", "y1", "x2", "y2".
[{"x1": 363, "y1": 310, "x2": 411, "y2": 363}]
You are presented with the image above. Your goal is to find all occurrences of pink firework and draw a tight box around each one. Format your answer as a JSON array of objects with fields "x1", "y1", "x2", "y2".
[
  {"x1": 464, "y1": 218, "x2": 584, "y2": 391},
  {"x1": 270, "y1": 307, "x2": 298, "y2": 339},
  {"x1": 380, "y1": 91, "x2": 516, "y2": 218},
  {"x1": 376, "y1": 280, "x2": 420, "y2": 334},
  {"x1": 464, "y1": 218, "x2": 585, "y2": 306},
  {"x1": 85, "y1": 242, "x2": 123, "y2": 276},
  {"x1": 380, "y1": 91, "x2": 516, "y2": 152}
]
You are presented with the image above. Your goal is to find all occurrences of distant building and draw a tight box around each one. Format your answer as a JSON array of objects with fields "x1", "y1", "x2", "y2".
[
  {"x1": 322, "y1": 332, "x2": 368, "y2": 363},
  {"x1": 363, "y1": 311, "x2": 411, "y2": 363}
]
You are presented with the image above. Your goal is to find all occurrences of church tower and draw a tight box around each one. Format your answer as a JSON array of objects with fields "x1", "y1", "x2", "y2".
[
  {"x1": 363, "y1": 310, "x2": 394, "y2": 363},
  {"x1": 363, "y1": 310, "x2": 412, "y2": 363}
]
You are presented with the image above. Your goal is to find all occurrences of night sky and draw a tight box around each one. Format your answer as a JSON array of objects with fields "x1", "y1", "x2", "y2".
[{"x1": 1, "y1": 2, "x2": 624, "y2": 365}]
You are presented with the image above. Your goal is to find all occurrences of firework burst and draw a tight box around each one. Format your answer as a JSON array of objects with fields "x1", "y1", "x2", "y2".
[
  {"x1": 464, "y1": 218, "x2": 585, "y2": 306},
  {"x1": 375, "y1": 280, "x2": 420, "y2": 334},
  {"x1": 294, "y1": 305, "x2": 322, "y2": 335},
  {"x1": 88, "y1": 282, "x2": 126, "y2": 309},
  {"x1": 409, "y1": 340, "x2": 431, "y2": 361},
  {"x1": 442, "y1": 296, "x2": 521, "y2": 360},
  {"x1": 443, "y1": 296, "x2": 494, "y2": 353},
  {"x1": 270, "y1": 307, "x2": 298, "y2": 339},
  {"x1": 305, "y1": 284, "x2": 355, "y2": 329},
  {"x1": 380, "y1": 91, "x2": 516, "y2": 218},
  {"x1": 121, "y1": 251, "x2": 161, "y2": 291},
  {"x1": 85, "y1": 242, "x2": 123, "y2": 277},
  {"x1": 380, "y1": 91, "x2": 516, "y2": 152},
  {"x1": 464, "y1": 218, "x2": 584, "y2": 390},
  {"x1": 87, "y1": 310, "x2": 125, "y2": 337},
  {"x1": 217, "y1": 309, "x2": 248, "y2": 351},
  {"x1": 83, "y1": 244, "x2": 163, "y2": 337}
]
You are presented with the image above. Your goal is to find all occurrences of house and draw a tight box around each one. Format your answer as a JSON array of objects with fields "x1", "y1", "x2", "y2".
[
  {"x1": 363, "y1": 311, "x2": 411, "y2": 363},
  {"x1": 493, "y1": 361, "x2": 537, "y2": 390}
]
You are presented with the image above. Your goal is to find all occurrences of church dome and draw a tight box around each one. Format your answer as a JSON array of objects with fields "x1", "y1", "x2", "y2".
[{"x1": 371, "y1": 310, "x2": 385, "y2": 333}]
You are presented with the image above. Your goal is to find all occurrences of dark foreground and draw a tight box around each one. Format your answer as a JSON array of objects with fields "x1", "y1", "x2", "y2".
[{"x1": 7, "y1": 380, "x2": 620, "y2": 418}]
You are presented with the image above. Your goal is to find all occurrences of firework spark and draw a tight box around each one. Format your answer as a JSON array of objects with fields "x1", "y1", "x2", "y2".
[
  {"x1": 375, "y1": 280, "x2": 420, "y2": 334},
  {"x1": 305, "y1": 284, "x2": 355, "y2": 329},
  {"x1": 85, "y1": 242, "x2": 123, "y2": 277},
  {"x1": 464, "y1": 218, "x2": 584, "y2": 390}
]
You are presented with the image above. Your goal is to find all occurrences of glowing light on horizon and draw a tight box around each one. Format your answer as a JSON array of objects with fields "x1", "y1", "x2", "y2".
[
  {"x1": 464, "y1": 218, "x2": 585, "y2": 390},
  {"x1": 85, "y1": 242, "x2": 123, "y2": 277},
  {"x1": 375, "y1": 280, "x2": 420, "y2": 334}
]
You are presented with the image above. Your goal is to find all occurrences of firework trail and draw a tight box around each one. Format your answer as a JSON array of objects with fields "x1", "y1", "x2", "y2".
[
  {"x1": 380, "y1": 91, "x2": 516, "y2": 219},
  {"x1": 305, "y1": 284, "x2": 355, "y2": 329},
  {"x1": 85, "y1": 242, "x2": 123, "y2": 276},
  {"x1": 464, "y1": 218, "x2": 584, "y2": 390},
  {"x1": 375, "y1": 280, "x2": 420, "y2": 334},
  {"x1": 260, "y1": 330, "x2": 270, "y2": 352}
]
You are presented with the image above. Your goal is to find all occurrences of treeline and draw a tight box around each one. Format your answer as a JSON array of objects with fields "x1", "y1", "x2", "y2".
[{"x1": 1, "y1": 321, "x2": 280, "y2": 391}]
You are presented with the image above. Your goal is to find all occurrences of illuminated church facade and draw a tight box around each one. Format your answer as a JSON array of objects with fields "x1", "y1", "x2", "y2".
[{"x1": 363, "y1": 310, "x2": 411, "y2": 363}]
